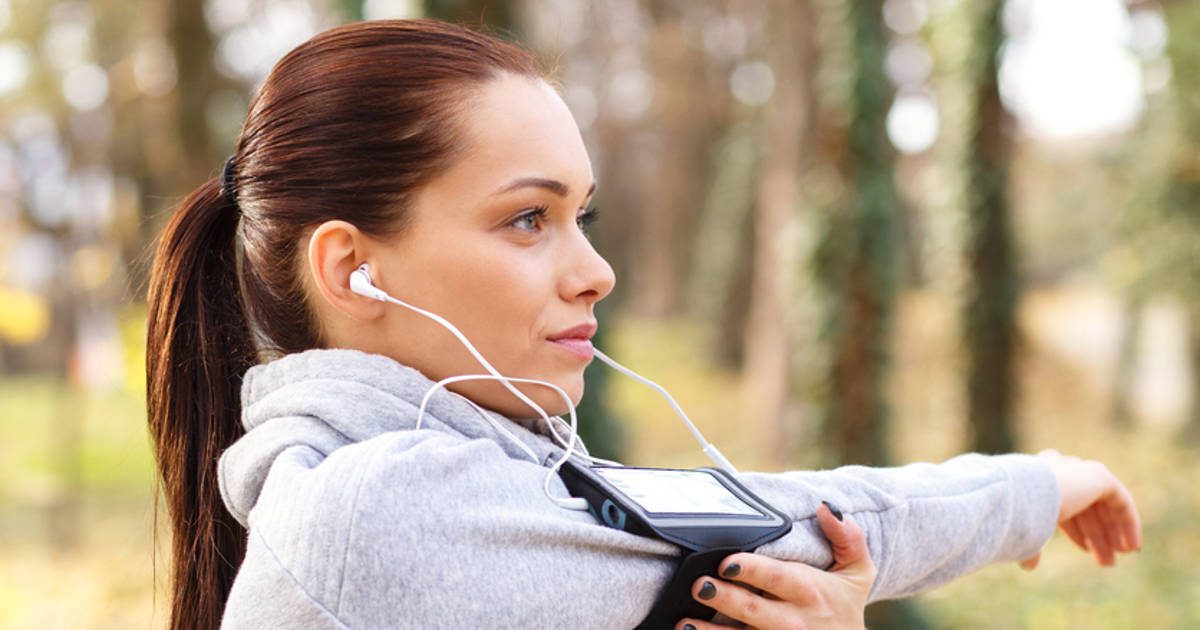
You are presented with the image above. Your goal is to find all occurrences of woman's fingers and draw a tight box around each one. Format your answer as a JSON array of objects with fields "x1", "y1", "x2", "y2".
[
  {"x1": 1018, "y1": 552, "x2": 1040, "y2": 571},
  {"x1": 674, "y1": 618, "x2": 730, "y2": 630},
  {"x1": 689, "y1": 576, "x2": 797, "y2": 629},
  {"x1": 715, "y1": 552, "x2": 820, "y2": 605},
  {"x1": 1101, "y1": 497, "x2": 1132, "y2": 552},
  {"x1": 1104, "y1": 478, "x2": 1142, "y2": 551},
  {"x1": 709, "y1": 504, "x2": 875, "y2": 606},
  {"x1": 815, "y1": 503, "x2": 871, "y2": 576},
  {"x1": 1060, "y1": 516, "x2": 1089, "y2": 552},
  {"x1": 1077, "y1": 505, "x2": 1116, "y2": 566},
  {"x1": 688, "y1": 504, "x2": 879, "y2": 628},
  {"x1": 1090, "y1": 503, "x2": 1121, "y2": 564},
  {"x1": 1100, "y1": 499, "x2": 1125, "y2": 552},
  {"x1": 1122, "y1": 500, "x2": 1143, "y2": 552},
  {"x1": 1041, "y1": 449, "x2": 1143, "y2": 566}
]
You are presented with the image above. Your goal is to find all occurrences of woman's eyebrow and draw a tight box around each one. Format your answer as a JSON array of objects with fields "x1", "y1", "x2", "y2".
[{"x1": 493, "y1": 177, "x2": 597, "y2": 200}]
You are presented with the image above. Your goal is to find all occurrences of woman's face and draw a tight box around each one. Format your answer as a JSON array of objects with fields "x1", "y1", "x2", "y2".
[{"x1": 356, "y1": 73, "x2": 614, "y2": 419}]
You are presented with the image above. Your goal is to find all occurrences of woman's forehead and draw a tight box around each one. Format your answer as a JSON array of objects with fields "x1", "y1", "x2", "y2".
[{"x1": 450, "y1": 74, "x2": 595, "y2": 197}]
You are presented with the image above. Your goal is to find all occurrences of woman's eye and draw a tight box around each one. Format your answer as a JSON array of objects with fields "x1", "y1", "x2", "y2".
[
  {"x1": 577, "y1": 207, "x2": 599, "y2": 234},
  {"x1": 510, "y1": 207, "x2": 547, "y2": 232}
]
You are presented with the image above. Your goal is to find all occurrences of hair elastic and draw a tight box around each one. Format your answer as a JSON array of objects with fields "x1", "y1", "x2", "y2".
[{"x1": 221, "y1": 155, "x2": 239, "y2": 206}]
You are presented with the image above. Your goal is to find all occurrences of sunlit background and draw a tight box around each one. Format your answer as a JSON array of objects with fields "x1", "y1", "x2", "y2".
[{"x1": 1, "y1": 0, "x2": 1197, "y2": 628}]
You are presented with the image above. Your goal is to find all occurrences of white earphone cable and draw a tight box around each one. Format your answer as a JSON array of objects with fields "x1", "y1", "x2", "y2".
[
  {"x1": 353, "y1": 264, "x2": 558, "y2": 431},
  {"x1": 417, "y1": 373, "x2": 585, "y2": 510},
  {"x1": 349, "y1": 263, "x2": 736, "y2": 512},
  {"x1": 592, "y1": 348, "x2": 736, "y2": 474}
]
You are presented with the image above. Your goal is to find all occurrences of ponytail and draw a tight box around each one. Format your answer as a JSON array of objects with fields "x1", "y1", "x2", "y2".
[{"x1": 146, "y1": 178, "x2": 255, "y2": 629}]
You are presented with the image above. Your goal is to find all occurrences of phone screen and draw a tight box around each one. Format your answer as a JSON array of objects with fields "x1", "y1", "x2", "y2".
[{"x1": 593, "y1": 467, "x2": 762, "y2": 516}]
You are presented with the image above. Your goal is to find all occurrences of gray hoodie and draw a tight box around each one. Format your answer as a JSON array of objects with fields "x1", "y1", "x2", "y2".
[{"x1": 218, "y1": 349, "x2": 1059, "y2": 629}]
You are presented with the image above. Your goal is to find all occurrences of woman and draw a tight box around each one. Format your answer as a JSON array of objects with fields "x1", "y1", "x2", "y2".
[{"x1": 146, "y1": 19, "x2": 1140, "y2": 629}]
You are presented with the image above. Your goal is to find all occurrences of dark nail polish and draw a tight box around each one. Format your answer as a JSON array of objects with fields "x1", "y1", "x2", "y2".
[
  {"x1": 822, "y1": 500, "x2": 844, "y2": 522},
  {"x1": 721, "y1": 562, "x2": 741, "y2": 578},
  {"x1": 683, "y1": 625, "x2": 697, "y2": 630},
  {"x1": 698, "y1": 581, "x2": 717, "y2": 600}
]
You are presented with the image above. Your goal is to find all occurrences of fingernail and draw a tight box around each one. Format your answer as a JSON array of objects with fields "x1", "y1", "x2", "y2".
[
  {"x1": 721, "y1": 562, "x2": 741, "y2": 578},
  {"x1": 698, "y1": 581, "x2": 717, "y2": 600},
  {"x1": 822, "y1": 500, "x2": 844, "y2": 522},
  {"x1": 683, "y1": 625, "x2": 697, "y2": 630}
]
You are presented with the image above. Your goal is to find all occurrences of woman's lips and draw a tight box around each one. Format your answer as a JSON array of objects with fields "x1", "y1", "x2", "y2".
[{"x1": 549, "y1": 337, "x2": 594, "y2": 360}]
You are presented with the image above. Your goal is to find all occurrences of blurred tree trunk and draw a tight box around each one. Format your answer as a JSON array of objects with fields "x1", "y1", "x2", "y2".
[
  {"x1": 425, "y1": 0, "x2": 516, "y2": 30},
  {"x1": 742, "y1": 0, "x2": 818, "y2": 461},
  {"x1": 1162, "y1": 0, "x2": 1200, "y2": 442},
  {"x1": 687, "y1": 115, "x2": 757, "y2": 370},
  {"x1": 168, "y1": 0, "x2": 223, "y2": 192},
  {"x1": 47, "y1": 276, "x2": 82, "y2": 553},
  {"x1": 1111, "y1": 292, "x2": 1145, "y2": 429},
  {"x1": 715, "y1": 192, "x2": 756, "y2": 370},
  {"x1": 824, "y1": 0, "x2": 898, "y2": 468},
  {"x1": 591, "y1": 126, "x2": 647, "y2": 309},
  {"x1": 963, "y1": 0, "x2": 1017, "y2": 454},
  {"x1": 337, "y1": 0, "x2": 365, "y2": 21},
  {"x1": 1186, "y1": 311, "x2": 1200, "y2": 442},
  {"x1": 574, "y1": 4, "x2": 642, "y2": 310},
  {"x1": 629, "y1": 1, "x2": 722, "y2": 317},
  {"x1": 576, "y1": 304, "x2": 627, "y2": 461},
  {"x1": 103, "y1": 3, "x2": 167, "y2": 298},
  {"x1": 833, "y1": 6, "x2": 933, "y2": 625}
]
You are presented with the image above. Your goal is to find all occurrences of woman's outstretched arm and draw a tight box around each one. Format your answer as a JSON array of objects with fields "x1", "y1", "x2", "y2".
[
  {"x1": 740, "y1": 450, "x2": 1139, "y2": 602},
  {"x1": 221, "y1": 428, "x2": 1136, "y2": 627}
]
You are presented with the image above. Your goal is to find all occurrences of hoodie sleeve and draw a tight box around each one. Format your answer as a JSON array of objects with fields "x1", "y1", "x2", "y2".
[
  {"x1": 228, "y1": 432, "x2": 1058, "y2": 629},
  {"x1": 739, "y1": 452, "x2": 1060, "y2": 601}
]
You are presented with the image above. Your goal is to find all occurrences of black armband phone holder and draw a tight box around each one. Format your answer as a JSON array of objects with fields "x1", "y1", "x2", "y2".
[{"x1": 558, "y1": 460, "x2": 793, "y2": 629}]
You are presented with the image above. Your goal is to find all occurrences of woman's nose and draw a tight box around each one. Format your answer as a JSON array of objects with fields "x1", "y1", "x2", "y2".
[{"x1": 560, "y1": 234, "x2": 615, "y2": 304}]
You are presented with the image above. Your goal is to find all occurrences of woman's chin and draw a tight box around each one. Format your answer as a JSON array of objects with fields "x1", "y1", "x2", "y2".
[
  {"x1": 523, "y1": 387, "x2": 582, "y2": 418},
  {"x1": 512, "y1": 385, "x2": 583, "y2": 420},
  {"x1": 444, "y1": 368, "x2": 584, "y2": 419}
]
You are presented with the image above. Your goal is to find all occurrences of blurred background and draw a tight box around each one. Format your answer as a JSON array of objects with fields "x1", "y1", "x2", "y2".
[{"x1": 1, "y1": 0, "x2": 1197, "y2": 627}]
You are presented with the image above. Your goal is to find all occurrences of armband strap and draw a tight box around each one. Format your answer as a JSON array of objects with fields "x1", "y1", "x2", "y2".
[
  {"x1": 634, "y1": 548, "x2": 737, "y2": 629},
  {"x1": 558, "y1": 459, "x2": 794, "y2": 629}
]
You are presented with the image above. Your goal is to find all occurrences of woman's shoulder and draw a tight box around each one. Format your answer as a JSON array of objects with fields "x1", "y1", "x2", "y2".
[
  {"x1": 230, "y1": 427, "x2": 575, "y2": 618},
  {"x1": 241, "y1": 424, "x2": 546, "y2": 541},
  {"x1": 241, "y1": 426, "x2": 475, "y2": 523}
]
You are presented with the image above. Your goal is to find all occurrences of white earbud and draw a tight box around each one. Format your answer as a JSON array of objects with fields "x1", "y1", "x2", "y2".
[{"x1": 349, "y1": 263, "x2": 389, "y2": 302}]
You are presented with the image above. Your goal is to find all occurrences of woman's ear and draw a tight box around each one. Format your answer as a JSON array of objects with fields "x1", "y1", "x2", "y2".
[{"x1": 306, "y1": 220, "x2": 385, "y2": 322}]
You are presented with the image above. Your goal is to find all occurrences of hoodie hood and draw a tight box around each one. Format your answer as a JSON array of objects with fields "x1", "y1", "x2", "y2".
[{"x1": 218, "y1": 348, "x2": 571, "y2": 526}]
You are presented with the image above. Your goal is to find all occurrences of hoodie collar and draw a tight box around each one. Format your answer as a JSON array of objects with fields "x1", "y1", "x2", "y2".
[
  {"x1": 241, "y1": 349, "x2": 559, "y2": 445},
  {"x1": 220, "y1": 348, "x2": 574, "y2": 525}
]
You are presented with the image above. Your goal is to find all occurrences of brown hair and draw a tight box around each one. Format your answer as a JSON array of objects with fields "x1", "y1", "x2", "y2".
[{"x1": 145, "y1": 19, "x2": 541, "y2": 629}]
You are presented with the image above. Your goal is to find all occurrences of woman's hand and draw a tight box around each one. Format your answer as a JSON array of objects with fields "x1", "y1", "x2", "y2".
[
  {"x1": 676, "y1": 502, "x2": 876, "y2": 630},
  {"x1": 1018, "y1": 449, "x2": 1142, "y2": 570}
]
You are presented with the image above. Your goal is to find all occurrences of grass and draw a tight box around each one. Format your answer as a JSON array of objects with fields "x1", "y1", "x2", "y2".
[
  {"x1": 1, "y1": 286, "x2": 1196, "y2": 628},
  {"x1": 0, "y1": 376, "x2": 160, "y2": 629}
]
